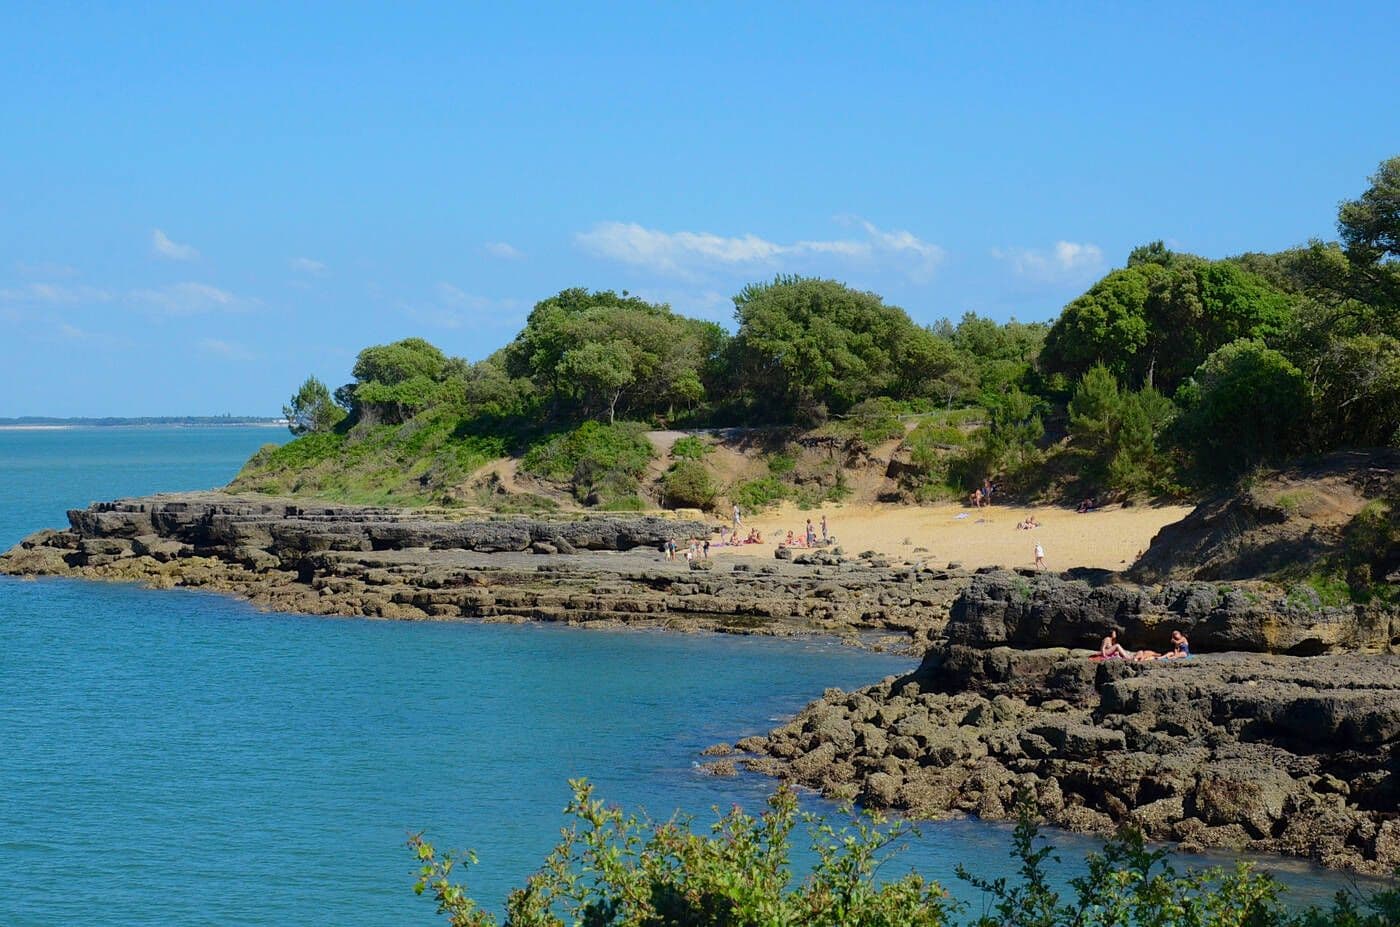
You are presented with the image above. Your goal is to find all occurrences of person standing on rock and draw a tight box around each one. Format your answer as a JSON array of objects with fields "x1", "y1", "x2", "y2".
[{"x1": 1034, "y1": 540, "x2": 1045, "y2": 569}]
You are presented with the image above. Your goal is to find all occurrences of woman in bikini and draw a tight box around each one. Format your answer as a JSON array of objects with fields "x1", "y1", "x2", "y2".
[
  {"x1": 1099, "y1": 632, "x2": 1132, "y2": 660},
  {"x1": 1164, "y1": 629, "x2": 1191, "y2": 659}
]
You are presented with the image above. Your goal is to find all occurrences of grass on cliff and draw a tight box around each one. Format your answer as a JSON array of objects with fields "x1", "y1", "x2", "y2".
[
  {"x1": 231, "y1": 409, "x2": 506, "y2": 505},
  {"x1": 410, "y1": 780, "x2": 1400, "y2": 927}
]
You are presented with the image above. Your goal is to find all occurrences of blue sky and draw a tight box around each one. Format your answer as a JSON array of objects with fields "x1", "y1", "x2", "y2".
[{"x1": 2, "y1": 3, "x2": 1397, "y2": 416}]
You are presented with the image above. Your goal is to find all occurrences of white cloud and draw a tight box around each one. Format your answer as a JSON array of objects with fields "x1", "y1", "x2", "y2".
[
  {"x1": 14, "y1": 260, "x2": 78, "y2": 278},
  {"x1": 198, "y1": 338, "x2": 257, "y2": 361},
  {"x1": 483, "y1": 241, "x2": 524, "y2": 260},
  {"x1": 575, "y1": 219, "x2": 944, "y2": 281},
  {"x1": 0, "y1": 282, "x2": 112, "y2": 305},
  {"x1": 129, "y1": 282, "x2": 245, "y2": 316},
  {"x1": 993, "y1": 240, "x2": 1105, "y2": 281},
  {"x1": 151, "y1": 229, "x2": 199, "y2": 261},
  {"x1": 59, "y1": 322, "x2": 93, "y2": 339},
  {"x1": 401, "y1": 284, "x2": 525, "y2": 329},
  {"x1": 290, "y1": 256, "x2": 327, "y2": 274},
  {"x1": 628, "y1": 288, "x2": 732, "y2": 322}
]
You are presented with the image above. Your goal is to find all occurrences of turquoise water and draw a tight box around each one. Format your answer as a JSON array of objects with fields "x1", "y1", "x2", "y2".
[{"x1": 0, "y1": 427, "x2": 1383, "y2": 925}]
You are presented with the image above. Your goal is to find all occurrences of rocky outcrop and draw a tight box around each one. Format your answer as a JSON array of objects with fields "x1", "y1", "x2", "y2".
[
  {"x1": 737, "y1": 646, "x2": 1400, "y2": 874},
  {"x1": 0, "y1": 492, "x2": 966, "y2": 651},
  {"x1": 731, "y1": 567, "x2": 1400, "y2": 874},
  {"x1": 58, "y1": 492, "x2": 712, "y2": 554},
  {"x1": 1130, "y1": 448, "x2": 1399, "y2": 584},
  {"x1": 950, "y1": 570, "x2": 1396, "y2": 656}
]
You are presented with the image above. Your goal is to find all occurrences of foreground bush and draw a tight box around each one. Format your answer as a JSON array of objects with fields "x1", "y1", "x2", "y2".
[{"x1": 410, "y1": 781, "x2": 1400, "y2": 926}]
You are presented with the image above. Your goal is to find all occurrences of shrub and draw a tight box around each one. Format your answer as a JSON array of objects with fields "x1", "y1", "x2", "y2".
[
  {"x1": 662, "y1": 460, "x2": 718, "y2": 510},
  {"x1": 766, "y1": 452, "x2": 797, "y2": 475},
  {"x1": 410, "y1": 782, "x2": 1400, "y2": 927},
  {"x1": 520, "y1": 421, "x2": 654, "y2": 505},
  {"x1": 669, "y1": 435, "x2": 711, "y2": 460},
  {"x1": 1175, "y1": 339, "x2": 1308, "y2": 479},
  {"x1": 729, "y1": 476, "x2": 788, "y2": 511}
]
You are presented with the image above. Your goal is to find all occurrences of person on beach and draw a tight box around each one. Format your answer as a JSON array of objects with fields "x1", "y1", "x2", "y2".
[
  {"x1": 719, "y1": 526, "x2": 729, "y2": 546},
  {"x1": 1164, "y1": 629, "x2": 1191, "y2": 659},
  {"x1": 805, "y1": 518, "x2": 816, "y2": 547},
  {"x1": 1033, "y1": 541, "x2": 1045, "y2": 569},
  {"x1": 665, "y1": 539, "x2": 676, "y2": 561},
  {"x1": 702, "y1": 539, "x2": 710, "y2": 559},
  {"x1": 983, "y1": 478, "x2": 994, "y2": 506},
  {"x1": 732, "y1": 503, "x2": 743, "y2": 530},
  {"x1": 1099, "y1": 631, "x2": 1132, "y2": 660},
  {"x1": 971, "y1": 488, "x2": 983, "y2": 508}
]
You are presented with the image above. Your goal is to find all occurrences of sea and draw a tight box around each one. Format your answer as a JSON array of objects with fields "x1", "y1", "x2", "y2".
[{"x1": 0, "y1": 426, "x2": 1385, "y2": 925}]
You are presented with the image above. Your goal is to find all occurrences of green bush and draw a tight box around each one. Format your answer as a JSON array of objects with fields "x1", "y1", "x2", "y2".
[
  {"x1": 1175, "y1": 339, "x2": 1308, "y2": 479},
  {"x1": 766, "y1": 452, "x2": 797, "y2": 475},
  {"x1": 520, "y1": 421, "x2": 654, "y2": 505},
  {"x1": 669, "y1": 435, "x2": 711, "y2": 460},
  {"x1": 521, "y1": 421, "x2": 653, "y2": 481},
  {"x1": 730, "y1": 475, "x2": 788, "y2": 511},
  {"x1": 662, "y1": 459, "x2": 718, "y2": 510},
  {"x1": 410, "y1": 782, "x2": 1400, "y2": 927}
]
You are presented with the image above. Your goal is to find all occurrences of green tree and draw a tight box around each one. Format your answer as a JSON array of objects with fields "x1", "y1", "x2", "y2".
[
  {"x1": 1338, "y1": 155, "x2": 1400, "y2": 265},
  {"x1": 1041, "y1": 265, "x2": 1159, "y2": 382},
  {"x1": 1067, "y1": 363, "x2": 1121, "y2": 456},
  {"x1": 352, "y1": 337, "x2": 448, "y2": 385},
  {"x1": 559, "y1": 340, "x2": 634, "y2": 424},
  {"x1": 730, "y1": 276, "x2": 939, "y2": 421},
  {"x1": 281, "y1": 376, "x2": 345, "y2": 435},
  {"x1": 1108, "y1": 386, "x2": 1176, "y2": 494},
  {"x1": 975, "y1": 387, "x2": 1045, "y2": 483},
  {"x1": 1176, "y1": 339, "x2": 1309, "y2": 477},
  {"x1": 504, "y1": 289, "x2": 722, "y2": 423}
]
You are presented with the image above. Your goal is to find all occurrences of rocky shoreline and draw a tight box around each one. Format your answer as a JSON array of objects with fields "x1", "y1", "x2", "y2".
[
  {"x1": 5, "y1": 492, "x2": 1397, "y2": 874},
  {"x1": 724, "y1": 571, "x2": 1400, "y2": 875},
  {"x1": 0, "y1": 492, "x2": 966, "y2": 651}
]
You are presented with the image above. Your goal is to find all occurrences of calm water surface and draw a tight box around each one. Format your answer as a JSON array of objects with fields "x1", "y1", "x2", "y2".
[{"x1": 0, "y1": 427, "x2": 1384, "y2": 925}]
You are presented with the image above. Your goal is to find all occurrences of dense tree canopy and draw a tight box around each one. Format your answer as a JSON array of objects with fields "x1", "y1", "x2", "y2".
[
  {"x1": 269, "y1": 155, "x2": 1399, "y2": 510},
  {"x1": 504, "y1": 288, "x2": 724, "y2": 424},
  {"x1": 728, "y1": 275, "x2": 952, "y2": 421},
  {"x1": 1042, "y1": 257, "x2": 1297, "y2": 394}
]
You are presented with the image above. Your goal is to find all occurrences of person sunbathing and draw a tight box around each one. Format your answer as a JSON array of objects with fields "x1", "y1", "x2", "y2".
[
  {"x1": 1098, "y1": 631, "x2": 1133, "y2": 660},
  {"x1": 784, "y1": 530, "x2": 796, "y2": 547},
  {"x1": 1163, "y1": 629, "x2": 1191, "y2": 659}
]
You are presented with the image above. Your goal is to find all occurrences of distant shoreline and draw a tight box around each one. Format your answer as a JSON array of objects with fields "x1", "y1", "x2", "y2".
[{"x1": 0, "y1": 418, "x2": 286, "y2": 430}]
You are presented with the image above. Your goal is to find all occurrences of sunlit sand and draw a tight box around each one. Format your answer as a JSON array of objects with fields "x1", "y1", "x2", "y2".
[{"x1": 709, "y1": 501, "x2": 1195, "y2": 572}]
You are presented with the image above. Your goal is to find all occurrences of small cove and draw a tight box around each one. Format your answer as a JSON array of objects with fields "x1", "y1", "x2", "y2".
[{"x1": 0, "y1": 427, "x2": 1386, "y2": 925}]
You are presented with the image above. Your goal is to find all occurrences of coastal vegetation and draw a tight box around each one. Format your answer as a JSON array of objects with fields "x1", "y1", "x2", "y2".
[
  {"x1": 410, "y1": 781, "x2": 1399, "y2": 926},
  {"x1": 232, "y1": 156, "x2": 1399, "y2": 594}
]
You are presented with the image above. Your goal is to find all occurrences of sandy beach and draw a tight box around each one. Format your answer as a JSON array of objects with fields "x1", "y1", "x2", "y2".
[{"x1": 709, "y1": 501, "x2": 1195, "y2": 571}]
